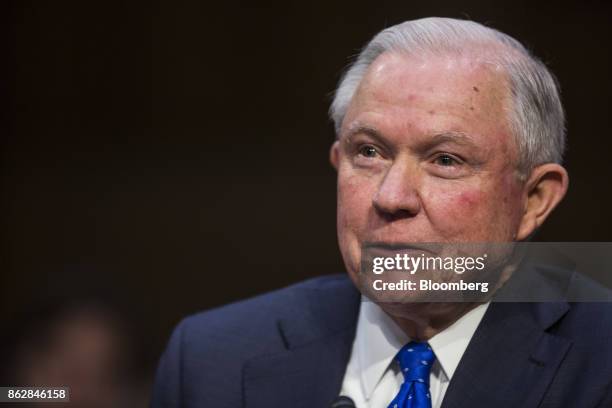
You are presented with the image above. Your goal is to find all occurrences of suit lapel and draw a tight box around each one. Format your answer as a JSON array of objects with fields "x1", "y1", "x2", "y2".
[
  {"x1": 440, "y1": 301, "x2": 572, "y2": 408},
  {"x1": 243, "y1": 326, "x2": 356, "y2": 407},
  {"x1": 243, "y1": 277, "x2": 360, "y2": 408}
]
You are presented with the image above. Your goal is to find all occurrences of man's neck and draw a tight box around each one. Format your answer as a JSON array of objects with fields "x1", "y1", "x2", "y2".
[{"x1": 380, "y1": 302, "x2": 483, "y2": 341}]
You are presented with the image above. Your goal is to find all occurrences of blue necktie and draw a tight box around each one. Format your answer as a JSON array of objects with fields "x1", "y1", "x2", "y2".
[{"x1": 387, "y1": 341, "x2": 436, "y2": 408}]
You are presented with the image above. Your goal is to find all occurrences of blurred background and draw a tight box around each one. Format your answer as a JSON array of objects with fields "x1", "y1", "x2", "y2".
[{"x1": 2, "y1": 0, "x2": 611, "y2": 406}]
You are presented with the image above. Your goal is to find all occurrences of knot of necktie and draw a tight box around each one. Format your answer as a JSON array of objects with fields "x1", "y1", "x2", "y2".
[
  {"x1": 395, "y1": 341, "x2": 436, "y2": 385},
  {"x1": 388, "y1": 341, "x2": 436, "y2": 408}
]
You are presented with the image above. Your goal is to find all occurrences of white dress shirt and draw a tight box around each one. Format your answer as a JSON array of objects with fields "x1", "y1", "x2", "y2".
[{"x1": 339, "y1": 299, "x2": 489, "y2": 408}]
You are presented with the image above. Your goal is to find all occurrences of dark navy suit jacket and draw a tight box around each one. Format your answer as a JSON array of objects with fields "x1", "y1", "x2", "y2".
[{"x1": 151, "y1": 273, "x2": 612, "y2": 408}]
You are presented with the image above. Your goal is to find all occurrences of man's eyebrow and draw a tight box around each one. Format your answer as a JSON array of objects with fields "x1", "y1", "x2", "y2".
[
  {"x1": 344, "y1": 126, "x2": 478, "y2": 149},
  {"x1": 344, "y1": 125, "x2": 389, "y2": 145},
  {"x1": 424, "y1": 131, "x2": 479, "y2": 149}
]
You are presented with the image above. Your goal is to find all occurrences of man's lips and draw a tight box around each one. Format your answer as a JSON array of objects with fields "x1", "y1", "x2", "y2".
[{"x1": 361, "y1": 241, "x2": 440, "y2": 256}]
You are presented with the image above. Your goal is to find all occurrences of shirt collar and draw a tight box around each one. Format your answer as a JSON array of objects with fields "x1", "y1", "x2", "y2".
[
  {"x1": 427, "y1": 302, "x2": 489, "y2": 380},
  {"x1": 355, "y1": 298, "x2": 490, "y2": 399}
]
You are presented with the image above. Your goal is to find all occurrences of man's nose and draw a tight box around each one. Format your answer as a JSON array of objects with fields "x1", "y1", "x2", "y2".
[{"x1": 372, "y1": 162, "x2": 421, "y2": 220}]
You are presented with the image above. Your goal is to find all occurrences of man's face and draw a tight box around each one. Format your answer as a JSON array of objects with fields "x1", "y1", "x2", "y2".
[{"x1": 331, "y1": 52, "x2": 527, "y2": 287}]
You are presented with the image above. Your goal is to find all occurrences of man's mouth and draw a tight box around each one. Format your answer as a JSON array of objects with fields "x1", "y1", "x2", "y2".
[{"x1": 362, "y1": 241, "x2": 441, "y2": 257}]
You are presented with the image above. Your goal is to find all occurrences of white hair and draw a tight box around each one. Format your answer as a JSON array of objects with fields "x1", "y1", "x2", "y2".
[{"x1": 329, "y1": 17, "x2": 566, "y2": 174}]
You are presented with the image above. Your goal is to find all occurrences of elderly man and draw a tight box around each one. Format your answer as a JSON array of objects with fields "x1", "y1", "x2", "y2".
[{"x1": 151, "y1": 18, "x2": 612, "y2": 408}]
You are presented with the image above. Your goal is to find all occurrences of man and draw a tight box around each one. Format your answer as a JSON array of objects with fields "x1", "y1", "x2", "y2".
[{"x1": 151, "y1": 18, "x2": 612, "y2": 407}]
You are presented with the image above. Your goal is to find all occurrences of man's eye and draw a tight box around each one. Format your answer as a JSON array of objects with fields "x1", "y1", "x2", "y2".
[
  {"x1": 434, "y1": 154, "x2": 460, "y2": 166},
  {"x1": 358, "y1": 145, "x2": 379, "y2": 158}
]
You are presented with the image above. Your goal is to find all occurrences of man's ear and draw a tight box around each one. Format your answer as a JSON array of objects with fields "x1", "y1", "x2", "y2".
[
  {"x1": 516, "y1": 163, "x2": 569, "y2": 240},
  {"x1": 330, "y1": 140, "x2": 340, "y2": 171}
]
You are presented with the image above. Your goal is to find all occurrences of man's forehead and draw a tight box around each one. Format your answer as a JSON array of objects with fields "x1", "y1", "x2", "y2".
[
  {"x1": 342, "y1": 51, "x2": 514, "y2": 151},
  {"x1": 359, "y1": 51, "x2": 509, "y2": 106}
]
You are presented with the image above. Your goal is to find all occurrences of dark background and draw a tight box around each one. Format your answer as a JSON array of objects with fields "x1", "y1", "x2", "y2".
[{"x1": 3, "y1": 0, "x2": 611, "y2": 398}]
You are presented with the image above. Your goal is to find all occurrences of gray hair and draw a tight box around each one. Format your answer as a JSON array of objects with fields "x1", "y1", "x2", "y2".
[{"x1": 329, "y1": 17, "x2": 566, "y2": 174}]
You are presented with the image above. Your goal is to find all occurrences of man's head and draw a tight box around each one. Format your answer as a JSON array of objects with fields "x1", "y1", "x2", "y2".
[{"x1": 329, "y1": 18, "x2": 569, "y2": 291}]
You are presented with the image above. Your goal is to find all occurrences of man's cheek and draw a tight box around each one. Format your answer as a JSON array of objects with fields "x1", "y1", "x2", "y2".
[
  {"x1": 338, "y1": 175, "x2": 376, "y2": 230},
  {"x1": 338, "y1": 168, "x2": 374, "y2": 202},
  {"x1": 424, "y1": 186, "x2": 488, "y2": 232}
]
